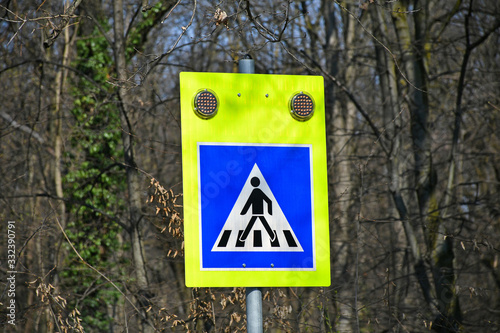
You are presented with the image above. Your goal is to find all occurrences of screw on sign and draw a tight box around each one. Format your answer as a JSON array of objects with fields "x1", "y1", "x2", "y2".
[{"x1": 290, "y1": 93, "x2": 314, "y2": 121}]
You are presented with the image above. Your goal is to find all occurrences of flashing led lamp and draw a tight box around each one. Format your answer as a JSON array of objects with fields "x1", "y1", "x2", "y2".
[
  {"x1": 194, "y1": 89, "x2": 218, "y2": 119},
  {"x1": 290, "y1": 92, "x2": 314, "y2": 121}
]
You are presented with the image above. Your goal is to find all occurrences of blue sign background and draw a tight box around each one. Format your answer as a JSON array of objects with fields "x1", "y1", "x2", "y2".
[{"x1": 198, "y1": 144, "x2": 314, "y2": 269}]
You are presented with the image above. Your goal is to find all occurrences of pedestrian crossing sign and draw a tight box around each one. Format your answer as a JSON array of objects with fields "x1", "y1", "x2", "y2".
[{"x1": 180, "y1": 72, "x2": 330, "y2": 287}]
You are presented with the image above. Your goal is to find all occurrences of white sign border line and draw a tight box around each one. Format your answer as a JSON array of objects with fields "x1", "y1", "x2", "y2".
[{"x1": 197, "y1": 142, "x2": 316, "y2": 271}]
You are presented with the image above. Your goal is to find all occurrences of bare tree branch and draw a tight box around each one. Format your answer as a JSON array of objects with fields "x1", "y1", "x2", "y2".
[
  {"x1": 49, "y1": 201, "x2": 158, "y2": 332},
  {"x1": 43, "y1": 0, "x2": 83, "y2": 48},
  {"x1": 0, "y1": 111, "x2": 46, "y2": 144}
]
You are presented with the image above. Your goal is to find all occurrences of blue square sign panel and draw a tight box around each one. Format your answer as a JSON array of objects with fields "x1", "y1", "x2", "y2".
[{"x1": 198, "y1": 143, "x2": 315, "y2": 270}]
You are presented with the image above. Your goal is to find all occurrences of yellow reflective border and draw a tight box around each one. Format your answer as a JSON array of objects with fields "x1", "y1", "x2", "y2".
[{"x1": 180, "y1": 72, "x2": 330, "y2": 287}]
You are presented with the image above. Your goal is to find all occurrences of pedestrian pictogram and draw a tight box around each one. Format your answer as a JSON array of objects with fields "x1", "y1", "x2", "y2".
[{"x1": 212, "y1": 164, "x2": 303, "y2": 252}]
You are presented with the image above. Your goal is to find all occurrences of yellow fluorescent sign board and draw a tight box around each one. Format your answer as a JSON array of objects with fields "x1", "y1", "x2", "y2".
[{"x1": 180, "y1": 72, "x2": 330, "y2": 287}]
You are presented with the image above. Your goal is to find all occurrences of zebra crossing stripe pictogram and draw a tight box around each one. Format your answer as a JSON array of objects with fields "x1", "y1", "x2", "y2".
[{"x1": 212, "y1": 164, "x2": 303, "y2": 252}]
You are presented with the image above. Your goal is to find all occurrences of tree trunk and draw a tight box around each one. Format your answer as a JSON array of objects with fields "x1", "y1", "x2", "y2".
[
  {"x1": 112, "y1": 0, "x2": 153, "y2": 331},
  {"x1": 371, "y1": 4, "x2": 409, "y2": 325},
  {"x1": 330, "y1": 5, "x2": 358, "y2": 331},
  {"x1": 391, "y1": 1, "x2": 462, "y2": 331}
]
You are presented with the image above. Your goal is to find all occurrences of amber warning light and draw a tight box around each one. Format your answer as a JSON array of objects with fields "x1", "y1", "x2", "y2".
[
  {"x1": 290, "y1": 92, "x2": 314, "y2": 121},
  {"x1": 194, "y1": 89, "x2": 218, "y2": 119}
]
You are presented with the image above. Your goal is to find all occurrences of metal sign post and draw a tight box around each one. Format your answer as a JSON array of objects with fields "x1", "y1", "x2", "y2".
[{"x1": 238, "y1": 56, "x2": 263, "y2": 333}]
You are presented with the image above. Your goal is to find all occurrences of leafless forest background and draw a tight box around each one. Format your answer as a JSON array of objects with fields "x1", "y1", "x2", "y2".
[{"x1": 1, "y1": 0, "x2": 499, "y2": 332}]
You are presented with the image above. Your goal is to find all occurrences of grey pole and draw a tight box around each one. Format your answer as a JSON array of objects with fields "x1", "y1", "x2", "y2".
[
  {"x1": 238, "y1": 54, "x2": 263, "y2": 333},
  {"x1": 238, "y1": 54, "x2": 255, "y2": 74},
  {"x1": 246, "y1": 287, "x2": 263, "y2": 333}
]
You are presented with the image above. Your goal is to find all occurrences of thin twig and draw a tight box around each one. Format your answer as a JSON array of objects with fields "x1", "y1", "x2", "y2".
[
  {"x1": 161, "y1": 0, "x2": 182, "y2": 24},
  {"x1": 7, "y1": 20, "x2": 26, "y2": 45},
  {"x1": 44, "y1": 0, "x2": 83, "y2": 48},
  {"x1": 49, "y1": 201, "x2": 159, "y2": 332},
  {"x1": 334, "y1": 0, "x2": 424, "y2": 93},
  {"x1": 148, "y1": 0, "x2": 196, "y2": 75}
]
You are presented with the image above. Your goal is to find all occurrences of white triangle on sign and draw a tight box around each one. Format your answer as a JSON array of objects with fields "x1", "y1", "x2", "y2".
[{"x1": 211, "y1": 164, "x2": 303, "y2": 252}]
